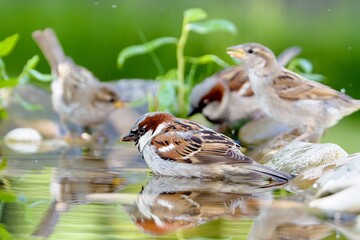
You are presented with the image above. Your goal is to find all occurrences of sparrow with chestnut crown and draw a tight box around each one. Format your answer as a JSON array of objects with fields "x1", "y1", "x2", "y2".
[
  {"x1": 122, "y1": 112, "x2": 294, "y2": 183},
  {"x1": 188, "y1": 46, "x2": 301, "y2": 125}
]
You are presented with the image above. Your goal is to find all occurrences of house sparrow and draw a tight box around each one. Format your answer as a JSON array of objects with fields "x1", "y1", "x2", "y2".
[
  {"x1": 121, "y1": 112, "x2": 294, "y2": 182},
  {"x1": 227, "y1": 42, "x2": 360, "y2": 138},
  {"x1": 188, "y1": 46, "x2": 301, "y2": 124},
  {"x1": 32, "y1": 28, "x2": 124, "y2": 137}
]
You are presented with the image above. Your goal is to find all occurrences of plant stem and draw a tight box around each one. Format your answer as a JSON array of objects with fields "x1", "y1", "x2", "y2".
[
  {"x1": 176, "y1": 16, "x2": 190, "y2": 117},
  {"x1": 137, "y1": 31, "x2": 165, "y2": 75}
]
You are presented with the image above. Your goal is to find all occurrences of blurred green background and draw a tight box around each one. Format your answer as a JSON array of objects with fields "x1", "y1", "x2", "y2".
[{"x1": 0, "y1": 0, "x2": 359, "y2": 152}]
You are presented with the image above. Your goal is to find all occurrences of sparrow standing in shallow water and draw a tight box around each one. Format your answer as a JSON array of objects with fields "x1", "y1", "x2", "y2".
[
  {"x1": 122, "y1": 112, "x2": 293, "y2": 183},
  {"x1": 227, "y1": 43, "x2": 360, "y2": 139},
  {"x1": 188, "y1": 46, "x2": 301, "y2": 125},
  {"x1": 32, "y1": 28, "x2": 124, "y2": 137}
]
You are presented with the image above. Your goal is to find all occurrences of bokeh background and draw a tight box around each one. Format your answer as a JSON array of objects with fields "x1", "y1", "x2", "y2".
[{"x1": 1, "y1": 0, "x2": 359, "y2": 152}]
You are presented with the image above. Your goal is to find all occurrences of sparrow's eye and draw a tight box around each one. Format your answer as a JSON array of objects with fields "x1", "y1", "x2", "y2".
[
  {"x1": 138, "y1": 127, "x2": 146, "y2": 134},
  {"x1": 109, "y1": 97, "x2": 115, "y2": 103},
  {"x1": 247, "y1": 48, "x2": 254, "y2": 54}
]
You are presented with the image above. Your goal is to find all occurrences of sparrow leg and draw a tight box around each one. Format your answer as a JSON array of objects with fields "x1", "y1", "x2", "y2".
[{"x1": 292, "y1": 127, "x2": 315, "y2": 142}]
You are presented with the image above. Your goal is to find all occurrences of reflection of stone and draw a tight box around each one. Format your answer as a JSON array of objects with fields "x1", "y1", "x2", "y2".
[
  {"x1": 265, "y1": 142, "x2": 348, "y2": 175},
  {"x1": 310, "y1": 153, "x2": 360, "y2": 213},
  {"x1": 124, "y1": 176, "x2": 281, "y2": 236},
  {"x1": 248, "y1": 201, "x2": 333, "y2": 240}
]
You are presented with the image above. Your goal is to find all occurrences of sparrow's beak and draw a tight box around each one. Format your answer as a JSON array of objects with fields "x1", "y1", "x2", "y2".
[
  {"x1": 227, "y1": 46, "x2": 245, "y2": 59},
  {"x1": 121, "y1": 132, "x2": 137, "y2": 142},
  {"x1": 187, "y1": 107, "x2": 200, "y2": 117},
  {"x1": 114, "y1": 100, "x2": 126, "y2": 108}
]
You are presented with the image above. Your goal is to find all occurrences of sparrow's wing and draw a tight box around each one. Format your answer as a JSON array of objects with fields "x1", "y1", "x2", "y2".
[
  {"x1": 273, "y1": 70, "x2": 341, "y2": 101},
  {"x1": 151, "y1": 120, "x2": 252, "y2": 164},
  {"x1": 276, "y1": 46, "x2": 301, "y2": 66}
]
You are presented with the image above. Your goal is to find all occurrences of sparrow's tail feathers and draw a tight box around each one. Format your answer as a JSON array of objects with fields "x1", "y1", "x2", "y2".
[
  {"x1": 32, "y1": 28, "x2": 66, "y2": 70},
  {"x1": 244, "y1": 162, "x2": 295, "y2": 183},
  {"x1": 277, "y1": 46, "x2": 302, "y2": 67}
]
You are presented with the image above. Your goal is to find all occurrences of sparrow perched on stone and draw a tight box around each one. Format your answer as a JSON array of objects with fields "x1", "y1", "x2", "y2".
[
  {"x1": 32, "y1": 28, "x2": 124, "y2": 137},
  {"x1": 121, "y1": 112, "x2": 294, "y2": 182},
  {"x1": 188, "y1": 46, "x2": 301, "y2": 124},
  {"x1": 227, "y1": 42, "x2": 360, "y2": 139}
]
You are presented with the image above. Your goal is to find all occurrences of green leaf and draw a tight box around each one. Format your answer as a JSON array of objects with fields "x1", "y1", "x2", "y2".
[
  {"x1": 0, "y1": 58, "x2": 9, "y2": 80},
  {"x1": 117, "y1": 37, "x2": 178, "y2": 69},
  {"x1": 29, "y1": 69, "x2": 53, "y2": 82},
  {"x1": 184, "y1": 8, "x2": 207, "y2": 22},
  {"x1": 18, "y1": 55, "x2": 40, "y2": 84},
  {"x1": 0, "y1": 34, "x2": 19, "y2": 58},
  {"x1": 0, "y1": 224, "x2": 12, "y2": 240},
  {"x1": 0, "y1": 158, "x2": 7, "y2": 171},
  {"x1": 158, "y1": 80, "x2": 178, "y2": 113},
  {"x1": 14, "y1": 93, "x2": 43, "y2": 111},
  {"x1": 185, "y1": 54, "x2": 230, "y2": 68},
  {"x1": 0, "y1": 78, "x2": 18, "y2": 88},
  {"x1": 156, "y1": 68, "x2": 177, "y2": 80},
  {"x1": 0, "y1": 190, "x2": 17, "y2": 203},
  {"x1": 188, "y1": 19, "x2": 238, "y2": 34},
  {"x1": 288, "y1": 58, "x2": 313, "y2": 73},
  {"x1": 300, "y1": 73, "x2": 325, "y2": 81},
  {"x1": 0, "y1": 109, "x2": 8, "y2": 119},
  {"x1": 23, "y1": 55, "x2": 39, "y2": 71}
]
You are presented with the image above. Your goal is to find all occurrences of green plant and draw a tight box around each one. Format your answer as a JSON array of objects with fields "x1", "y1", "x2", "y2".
[
  {"x1": 117, "y1": 8, "x2": 237, "y2": 117},
  {"x1": 0, "y1": 34, "x2": 52, "y2": 119}
]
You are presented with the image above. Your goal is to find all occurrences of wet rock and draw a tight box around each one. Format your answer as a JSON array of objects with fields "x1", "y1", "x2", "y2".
[
  {"x1": 4, "y1": 128, "x2": 42, "y2": 153},
  {"x1": 265, "y1": 142, "x2": 348, "y2": 175},
  {"x1": 245, "y1": 126, "x2": 325, "y2": 163},
  {"x1": 309, "y1": 153, "x2": 360, "y2": 213},
  {"x1": 289, "y1": 154, "x2": 356, "y2": 191}
]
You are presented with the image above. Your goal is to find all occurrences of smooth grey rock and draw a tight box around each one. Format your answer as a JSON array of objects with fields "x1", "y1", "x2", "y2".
[
  {"x1": 309, "y1": 153, "x2": 360, "y2": 213},
  {"x1": 265, "y1": 142, "x2": 348, "y2": 175}
]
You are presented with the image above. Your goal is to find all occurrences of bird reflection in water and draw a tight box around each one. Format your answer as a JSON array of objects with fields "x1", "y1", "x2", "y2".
[{"x1": 123, "y1": 175, "x2": 284, "y2": 236}]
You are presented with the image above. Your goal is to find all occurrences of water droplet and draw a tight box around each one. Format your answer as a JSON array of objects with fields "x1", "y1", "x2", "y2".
[
  {"x1": 341, "y1": 88, "x2": 346, "y2": 93},
  {"x1": 327, "y1": 9, "x2": 331, "y2": 12},
  {"x1": 347, "y1": 46, "x2": 352, "y2": 50},
  {"x1": 112, "y1": 4, "x2": 117, "y2": 8},
  {"x1": 94, "y1": 1, "x2": 99, "y2": 5}
]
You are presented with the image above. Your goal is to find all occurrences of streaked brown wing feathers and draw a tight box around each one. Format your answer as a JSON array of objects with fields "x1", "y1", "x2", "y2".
[
  {"x1": 152, "y1": 122, "x2": 251, "y2": 164},
  {"x1": 274, "y1": 70, "x2": 339, "y2": 101}
]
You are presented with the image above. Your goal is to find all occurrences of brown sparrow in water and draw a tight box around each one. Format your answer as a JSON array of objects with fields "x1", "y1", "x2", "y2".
[
  {"x1": 32, "y1": 28, "x2": 124, "y2": 136},
  {"x1": 122, "y1": 112, "x2": 294, "y2": 182},
  {"x1": 188, "y1": 46, "x2": 301, "y2": 124},
  {"x1": 227, "y1": 42, "x2": 360, "y2": 139}
]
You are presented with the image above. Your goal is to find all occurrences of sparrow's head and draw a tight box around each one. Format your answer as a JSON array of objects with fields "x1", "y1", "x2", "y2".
[
  {"x1": 122, "y1": 112, "x2": 175, "y2": 146},
  {"x1": 92, "y1": 86, "x2": 125, "y2": 111},
  {"x1": 188, "y1": 77, "x2": 226, "y2": 118},
  {"x1": 227, "y1": 43, "x2": 277, "y2": 70}
]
